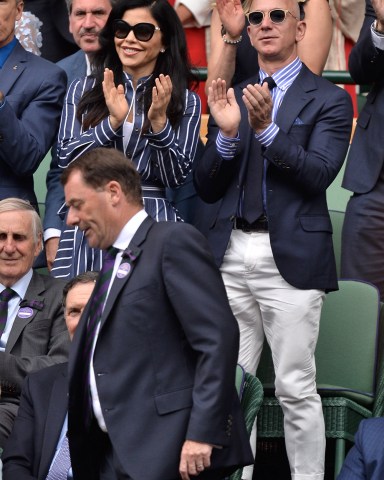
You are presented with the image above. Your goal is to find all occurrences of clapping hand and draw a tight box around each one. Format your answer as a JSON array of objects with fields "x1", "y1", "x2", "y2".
[
  {"x1": 148, "y1": 73, "x2": 172, "y2": 133},
  {"x1": 102, "y1": 68, "x2": 129, "y2": 130},
  {"x1": 208, "y1": 78, "x2": 241, "y2": 138}
]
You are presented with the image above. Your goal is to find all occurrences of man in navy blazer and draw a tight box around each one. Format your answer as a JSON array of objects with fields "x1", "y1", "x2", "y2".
[
  {"x1": 0, "y1": 0, "x2": 66, "y2": 210},
  {"x1": 43, "y1": 0, "x2": 113, "y2": 270},
  {"x1": 60, "y1": 147, "x2": 253, "y2": 480},
  {"x1": 2, "y1": 271, "x2": 98, "y2": 480},
  {"x1": 341, "y1": 0, "x2": 384, "y2": 301},
  {"x1": 194, "y1": 0, "x2": 353, "y2": 478},
  {"x1": 337, "y1": 418, "x2": 384, "y2": 479}
]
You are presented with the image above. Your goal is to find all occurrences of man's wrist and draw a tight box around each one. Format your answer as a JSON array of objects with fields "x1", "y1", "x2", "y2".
[{"x1": 373, "y1": 19, "x2": 384, "y2": 36}]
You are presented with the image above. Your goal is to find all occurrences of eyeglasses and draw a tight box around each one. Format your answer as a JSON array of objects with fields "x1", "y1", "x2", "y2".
[
  {"x1": 247, "y1": 9, "x2": 298, "y2": 26},
  {"x1": 113, "y1": 19, "x2": 161, "y2": 42}
]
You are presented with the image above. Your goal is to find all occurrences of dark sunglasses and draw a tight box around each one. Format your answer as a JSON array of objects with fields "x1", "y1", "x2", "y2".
[
  {"x1": 247, "y1": 9, "x2": 298, "y2": 26},
  {"x1": 113, "y1": 19, "x2": 161, "y2": 42}
]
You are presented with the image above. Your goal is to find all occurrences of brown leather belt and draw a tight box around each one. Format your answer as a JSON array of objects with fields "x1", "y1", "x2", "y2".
[{"x1": 233, "y1": 216, "x2": 269, "y2": 232}]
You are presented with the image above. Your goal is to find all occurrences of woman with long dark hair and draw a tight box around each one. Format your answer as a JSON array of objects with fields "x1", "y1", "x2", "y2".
[{"x1": 52, "y1": 0, "x2": 201, "y2": 278}]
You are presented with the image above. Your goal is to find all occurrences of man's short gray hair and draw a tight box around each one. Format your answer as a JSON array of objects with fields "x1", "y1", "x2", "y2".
[
  {"x1": 0, "y1": 198, "x2": 42, "y2": 245},
  {"x1": 66, "y1": 0, "x2": 116, "y2": 14}
]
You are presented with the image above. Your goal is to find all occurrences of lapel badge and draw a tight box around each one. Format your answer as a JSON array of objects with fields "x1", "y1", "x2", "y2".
[{"x1": 116, "y1": 263, "x2": 131, "y2": 279}]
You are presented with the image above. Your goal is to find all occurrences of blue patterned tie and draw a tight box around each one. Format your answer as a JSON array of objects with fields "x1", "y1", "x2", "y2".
[
  {"x1": 0, "y1": 288, "x2": 15, "y2": 337},
  {"x1": 82, "y1": 246, "x2": 119, "y2": 422},
  {"x1": 46, "y1": 433, "x2": 71, "y2": 480}
]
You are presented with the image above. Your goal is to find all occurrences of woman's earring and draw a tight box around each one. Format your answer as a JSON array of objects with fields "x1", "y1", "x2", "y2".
[{"x1": 160, "y1": 48, "x2": 165, "y2": 53}]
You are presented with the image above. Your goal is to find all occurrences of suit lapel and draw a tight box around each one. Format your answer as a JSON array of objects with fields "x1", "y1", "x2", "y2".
[
  {"x1": 39, "y1": 367, "x2": 68, "y2": 477},
  {"x1": 100, "y1": 216, "x2": 155, "y2": 326},
  {"x1": 6, "y1": 271, "x2": 45, "y2": 352},
  {"x1": 0, "y1": 42, "x2": 27, "y2": 96},
  {"x1": 275, "y1": 64, "x2": 318, "y2": 132}
]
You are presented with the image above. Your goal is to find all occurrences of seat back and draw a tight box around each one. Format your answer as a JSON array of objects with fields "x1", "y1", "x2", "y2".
[
  {"x1": 257, "y1": 280, "x2": 381, "y2": 407},
  {"x1": 231, "y1": 366, "x2": 263, "y2": 480},
  {"x1": 316, "y1": 279, "x2": 381, "y2": 407}
]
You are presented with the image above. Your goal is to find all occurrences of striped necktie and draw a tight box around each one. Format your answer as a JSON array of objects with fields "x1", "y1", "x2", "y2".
[
  {"x1": 46, "y1": 433, "x2": 71, "y2": 480},
  {"x1": 242, "y1": 76, "x2": 276, "y2": 223},
  {"x1": 0, "y1": 288, "x2": 15, "y2": 337},
  {"x1": 82, "y1": 246, "x2": 119, "y2": 422}
]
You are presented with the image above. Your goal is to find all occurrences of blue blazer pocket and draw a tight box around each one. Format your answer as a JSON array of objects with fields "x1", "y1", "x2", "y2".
[
  {"x1": 154, "y1": 387, "x2": 193, "y2": 415},
  {"x1": 299, "y1": 215, "x2": 332, "y2": 233}
]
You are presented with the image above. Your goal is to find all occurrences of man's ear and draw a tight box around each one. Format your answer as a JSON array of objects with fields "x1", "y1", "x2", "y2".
[
  {"x1": 107, "y1": 180, "x2": 123, "y2": 206},
  {"x1": 296, "y1": 20, "x2": 306, "y2": 43}
]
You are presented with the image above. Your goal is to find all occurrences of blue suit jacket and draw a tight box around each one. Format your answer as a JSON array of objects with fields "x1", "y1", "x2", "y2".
[
  {"x1": 194, "y1": 64, "x2": 353, "y2": 291},
  {"x1": 342, "y1": 0, "x2": 384, "y2": 194},
  {"x1": 0, "y1": 40, "x2": 66, "y2": 207},
  {"x1": 44, "y1": 50, "x2": 87, "y2": 231},
  {"x1": 67, "y1": 218, "x2": 253, "y2": 480},
  {"x1": 2, "y1": 363, "x2": 68, "y2": 480},
  {"x1": 337, "y1": 417, "x2": 384, "y2": 479}
]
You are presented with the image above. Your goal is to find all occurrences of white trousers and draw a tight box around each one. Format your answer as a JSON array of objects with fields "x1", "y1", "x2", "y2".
[{"x1": 220, "y1": 230, "x2": 326, "y2": 480}]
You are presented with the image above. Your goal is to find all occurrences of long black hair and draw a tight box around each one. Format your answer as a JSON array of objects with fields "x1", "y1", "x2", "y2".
[{"x1": 78, "y1": 0, "x2": 198, "y2": 131}]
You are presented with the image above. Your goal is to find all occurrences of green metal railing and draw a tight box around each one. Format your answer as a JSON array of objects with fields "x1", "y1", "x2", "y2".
[{"x1": 193, "y1": 68, "x2": 354, "y2": 85}]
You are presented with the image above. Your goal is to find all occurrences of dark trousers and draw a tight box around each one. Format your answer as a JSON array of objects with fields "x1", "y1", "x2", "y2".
[{"x1": 341, "y1": 167, "x2": 384, "y2": 300}]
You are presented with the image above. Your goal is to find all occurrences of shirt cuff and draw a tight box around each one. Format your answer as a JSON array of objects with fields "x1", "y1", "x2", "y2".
[
  {"x1": 371, "y1": 21, "x2": 384, "y2": 50},
  {"x1": 216, "y1": 130, "x2": 240, "y2": 160},
  {"x1": 44, "y1": 228, "x2": 61, "y2": 242},
  {"x1": 255, "y1": 122, "x2": 279, "y2": 147}
]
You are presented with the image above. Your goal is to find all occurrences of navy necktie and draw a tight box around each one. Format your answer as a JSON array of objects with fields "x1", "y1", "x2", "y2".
[
  {"x1": 0, "y1": 288, "x2": 15, "y2": 337},
  {"x1": 242, "y1": 76, "x2": 276, "y2": 223},
  {"x1": 46, "y1": 433, "x2": 71, "y2": 480}
]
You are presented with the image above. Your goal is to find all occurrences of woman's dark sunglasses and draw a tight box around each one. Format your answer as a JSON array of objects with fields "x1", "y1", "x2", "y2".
[
  {"x1": 247, "y1": 9, "x2": 298, "y2": 26},
  {"x1": 113, "y1": 19, "x2": 161, "y2": 42}
]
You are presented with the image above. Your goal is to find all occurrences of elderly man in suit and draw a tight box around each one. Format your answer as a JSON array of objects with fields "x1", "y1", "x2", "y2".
[
  {"x1": 0, "y1": 0, "x2": 66, "y2": 210},
  {"x1": 0, "y1": 198, "x2": 69, "y2": 449},
  {"x1": 337, "y1": 417, "x2": 384, "y2": 479},
  {"x1": 341, "y1": 0, "x2": 384, "y2": 301},
  {"x1": 44, "y1": 0, "x2": 114, "y2": 271},
  {"x1": 194, "y1": 0, "x2": 353, "y2": 478},
  {"x1": 60, "y1": 147, "x2": 253, "y2": 480},
  {"x1": 2, "y1": 271, "x2": 98, "y2": 480}
]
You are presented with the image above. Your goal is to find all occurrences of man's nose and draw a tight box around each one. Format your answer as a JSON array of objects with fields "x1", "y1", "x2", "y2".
[
  {"x1": 66, "y1": 207, "x2": 79, "y2": 226},
  {"x1": 83, "y1": 13, "x2": 97, "y2": 29}
]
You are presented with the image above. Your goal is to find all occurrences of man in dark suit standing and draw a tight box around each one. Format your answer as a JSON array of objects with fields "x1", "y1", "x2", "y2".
[
  {"x1": 194, "y1": 0, "x2": 353, "y2": 478},
  {"x1": 0, "y1": 0, "x2": 66, "y2": 209},
  {"x1": 341, "y1": 0, "x2": 384, "y2": 301},
  {"x1": 2, "y1": 271, "x2": 98, "y2": 480},
  {"x1": 44, "y1": 0, "x2": 114, "y2": 271},
  {"x1": 0, "y1": 198, "x2": 69, "y2": 449},
  {"x1": 60, "y1": 147, "x2": 253, "y2": 480},
  {"x1": 337, "y1": 417, "x2": 384, "y2": 479}
]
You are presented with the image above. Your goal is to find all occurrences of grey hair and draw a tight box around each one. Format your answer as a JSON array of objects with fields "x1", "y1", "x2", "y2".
[
  {"x1": 0, "y1": 198, "x2": 42, "y2": 245},
  {"x1": 66, "y1": 0, "x2": 116, "y2": 14}
]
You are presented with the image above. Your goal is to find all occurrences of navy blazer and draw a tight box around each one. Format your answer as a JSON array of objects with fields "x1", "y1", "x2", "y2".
[
  {"x1": 44, "y1": 50, "x2": 87, "y2": 231},
  {"x1": 67, "y1": 218, "x2": 253, "y2": 480},
  {"x1": 342, "y1": 0, "x2": 384, "y2": 194},
  {"x1": 337, "y1": 417, "x2": 384, "y2": 479},
  {"x1": 194, "y1": 64, "x2": 353, "y2": 291},
  {"x1": 2, "y1": 363, "x2": 68, "y2": 480},
  {"x1": 0, "y1": 40, "x2": 66, "y2": 207}
]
